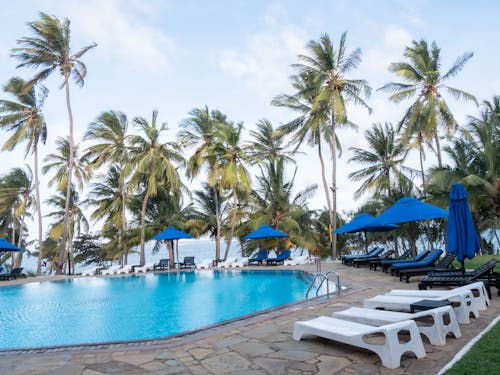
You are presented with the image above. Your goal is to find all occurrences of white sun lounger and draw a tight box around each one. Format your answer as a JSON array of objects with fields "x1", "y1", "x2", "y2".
[
  {"x1": 134, "y1": 263, "x2": 155, "y2": 273},
  {"x1": 293, "y1": 317, "x2": 426, "y2": 369},
  {"x1": 197, "y1": 259, "x2": 213, "y2": 269},
  {"x1": 363, "y1": 291, "x2": 479, "y2": 324},
  {"x1": 101, "y1": 265, "x2": 121, "y2": 276},
  {"x1": 333, "y1": 306, "x2": 461, "y2": 346},
  {"x1": 233, "y1": 257, "x2": 249, "y2": 267},
  {"x1": 387, "y1": 282, "x2": 490, "y2": 311},
  {"x1": 218, "y1": 257, "x2": 238, "y2": 268},
  {"x1": 117, "y1": 265, "x2": 133, "y2": 274},
  {"x1": 82, "y1": 267, "x2": 98, "y2": 276}
]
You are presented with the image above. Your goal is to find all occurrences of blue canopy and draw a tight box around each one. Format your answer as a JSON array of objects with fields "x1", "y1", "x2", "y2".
[
  {"x1": 243, "y1": 225, "x2": 288, "y2": 240},
  {"x1": 152, "y1": 226, "x2": 193, "y2": 241},
  {"x1": 447, "y1": 184, "x2": 480, "y2": 264},
  {"x1": 373, "y1": 197, "x2": 448, "y2": 225},
  {"x1": 335, "y1": 213, "x2": 399, "y2": 233},
  {"x1": 0, "y1": 238, "x2": 22, "y2": 252}
]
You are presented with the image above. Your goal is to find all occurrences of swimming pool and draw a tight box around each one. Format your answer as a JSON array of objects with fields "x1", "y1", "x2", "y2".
[{"x1": 0, "y1": 270, "x2": 310, "y2": 349}]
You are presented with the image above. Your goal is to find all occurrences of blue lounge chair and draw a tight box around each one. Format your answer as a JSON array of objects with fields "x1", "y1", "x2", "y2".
[
  {"x1": 153, "y1": 259, "x2": 170, "y2": 270},
  {"x1": 341, "y1": 247, "x2": 383, "y2": 265},
  {"x1": 0, "y1": 267, "x2": 25, "y2": 281},
  {"x1": 266, "y1": 250, "x2": 291, "y2": 266},
  {"x1": 397, "y1": 253, "x2": 455, "y2": 283},
  {"x1": 350, "y1": 248, "x2": 391, "y2": 268},
  {"x1": 381, "y1": 250, "x2": 431, "y2": 273},
  {"x1": 390, "y1": 249, "x2": 443, "y2": 276},
  {"x1": 248, "y1": 250, "x2": 268, "y2": 265},
  {"x1": 178, "y1": 256, "x2": 196, "y2": 269}
]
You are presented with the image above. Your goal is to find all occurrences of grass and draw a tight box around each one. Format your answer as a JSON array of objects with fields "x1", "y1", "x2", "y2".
[
  {"x1": 450, "y1": 254, "x2": 500, "y2": 273},
  {"x1": 443, "y1": 320, "x2": 500, "y2": 374}
]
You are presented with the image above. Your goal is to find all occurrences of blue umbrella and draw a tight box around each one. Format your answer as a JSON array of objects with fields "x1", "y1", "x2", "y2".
[
  {"x1": 447, "y1": 184, "x2": 481, "y2": 272},
  {"x1": 335, "y1": 213, "x2": 399, "y2": 233},
  {"x1": 243, "y1": 225, "x2": 288, "y2": 240},
  {"x1": 0, "y1": 238, "x2": 22, "y2": 252},
  {"x1": 152, "y1": 226, "x2": 193, "y2": 241},
  {"x1": 152, "y1": 226, "x2": 193, "y2": 269},
  {"x1": 373, "y1": 197, "x2": 448, "y2": 225}
]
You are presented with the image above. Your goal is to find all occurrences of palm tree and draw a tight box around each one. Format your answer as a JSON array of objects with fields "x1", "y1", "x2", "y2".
[
  {"x1": 379, "y1": 39, "x2": 477, "y2": 169},
  {"x1": 0, "y1": 167, "x2": 34, "y2": 267},
  {"x1": 0, "y1": 77, "x2": 47, "y2": 274},
  {"x1": 348, "y1": 122, "x2": 413, "y2": 198},
  {"x1": 179, "y1": 106, "x2": 226, "y2": 262},
  {"x1": 128, "y1": 110, "x2": 184, "y2": 265},
  {"x1": 273, "y1": 32, "x2": 372, "y2": 258},
  {"x1": 11, "y1": 12, "x2": 96, "y2": 273},
  {"x1": 247, "y1": 119, "x2": 296, "y2": 166},
  {"x1": 84, "y1": 110, "x2": 130, "y2": 263},
  {"x1": 45, "y1": 187, "x2": 88, "y2": 274},
  {"x1": 212, "y1": 120, "x2": 252, "y2": 260}
]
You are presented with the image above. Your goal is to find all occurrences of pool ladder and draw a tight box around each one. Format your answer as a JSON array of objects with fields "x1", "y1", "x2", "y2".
[{"x1": 305, "y1": 270, "x2": 340, "y2": 299}]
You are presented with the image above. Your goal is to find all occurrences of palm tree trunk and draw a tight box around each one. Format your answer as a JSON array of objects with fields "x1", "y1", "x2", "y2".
[
  {"x1": 11, "y1": 210, "x2": 16, "y2": 266},
  {"x1": 212, "y1": 185, "x2": 221, "y2": 264},
  {"x1": 15, "y1": 214, "x2": 25, "y2": 268},
  {"x1": 418, "y1": 147, "x2": 426, "y2": 193},
  {"x1": 34, "y1": 143, "x2": 44, "y2": 275},
  {"x1": 57, "y1": 75, "x2": 74, "y2": 274},
  {"x1": 434, "y1": 132, "x2": 443, "y2": 168},
  {"x1": 139, "y1": 190, "x2": 151, "y2": 266},
  {"x1": 317, "y1": 140, "x2": 333, "y2": 225},
  {"x1": 120, "y1": 175, "x2": 127, "y2": 264},
  {"x1": 223, "y1": 190, "x2": 238, "y2": 261},
  {"x1": 330, "y1": 112, "x2": 337, "y2": 260}
]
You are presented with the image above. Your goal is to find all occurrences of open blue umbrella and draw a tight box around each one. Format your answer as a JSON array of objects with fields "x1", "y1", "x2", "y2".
[
  {"x1": 373, "y1": 197, "x2": 448, "y2": 225},
  {"x1": 335, "y1": 213, "x2": 399, "y2": 234},
  {"x1": 447, "y1": 184, "x2": 481, "y2": 272},
  {"x1": 152, "y1": 226, "x2": 193, "y2": 269},
  {"x1": 0, "y1": 238, "x2": 22, "y2": 252},
  {"x1": 243, "y1": 225, "x2": 288, "y2": 240}
]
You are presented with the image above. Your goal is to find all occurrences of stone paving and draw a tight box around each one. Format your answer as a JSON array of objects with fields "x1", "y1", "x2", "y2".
[{"x1": 0, "y1": 262, "x2": 498, "y2": 374}]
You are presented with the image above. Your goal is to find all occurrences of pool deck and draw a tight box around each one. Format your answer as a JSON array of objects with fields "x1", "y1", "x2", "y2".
[{"x1": 0, "y1": 262, "x2": 498, "y2": 374}]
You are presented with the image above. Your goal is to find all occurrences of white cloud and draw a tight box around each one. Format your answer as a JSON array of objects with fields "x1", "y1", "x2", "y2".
[
  {"x1": 64, "y1": 0, "x2": 174, "y2": 73},
  {"x1": 219, "y1": 25, "x2": 308, "y2": 101}
]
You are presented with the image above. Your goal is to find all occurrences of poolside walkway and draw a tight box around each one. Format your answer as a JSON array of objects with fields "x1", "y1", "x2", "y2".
[{"x1": 0, "y1": 262, "x2": 498, "y2": 374}]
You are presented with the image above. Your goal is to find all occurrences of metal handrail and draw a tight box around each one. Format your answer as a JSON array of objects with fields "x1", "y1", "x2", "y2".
[{"x1": 305, "y1": 269, "x2": 341, "y2": 299}]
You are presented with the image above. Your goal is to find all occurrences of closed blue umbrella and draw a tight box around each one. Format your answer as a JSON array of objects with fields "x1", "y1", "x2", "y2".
[
  {"x1": 335, "y1": 213, "x2": 399, "y2": 233},
  {"x1": 447, "y1": 184, "x2": 481, "y2": 272},
  {"x1": 373, "y1": 197, "x2": 448, "y2": 225},
  {"x1": 243, "y1": 225, "x2": 288, "y2": 240},
  {"x1": 152, "y1": 226, "x2": 193, "y2": 269},
  {"x1": 0, "y1": 238, "x2": 22, "y2": 252}
]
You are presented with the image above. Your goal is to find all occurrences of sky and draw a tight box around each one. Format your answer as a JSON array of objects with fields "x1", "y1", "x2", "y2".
[{"x1": 0, "y1": 0, "x2": 499, "y2": 239}]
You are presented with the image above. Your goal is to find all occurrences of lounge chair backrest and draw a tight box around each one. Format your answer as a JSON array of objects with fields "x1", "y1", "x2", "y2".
[
  {"x1": 11, "y1": 267, "x2": 23, "y2": 275},
  {"x1": 277, "y1": 250, "x2": 291, "y2": 260},
  {"x1": 414, "y1": 250, "x2": 431, "y2": 262},
  {"x1": 436, "y1": 253, "x2": 455, "y2": 268},
  {"x1": 183, "y1": 256, "x2": 195, "y2": 264},
  {"x1": 253, "y1": 250, "x2": 268, "y2": 260},
  {"x1": 472, "y1": 259, "x2": 499, "y2": 277},
  {"x1": 159, "y1": 259, "x2": 169, "y2": 267},
  {"x1": 422, "y1": 249, "x2": 443, "y2": 263},
  {"x1": 398, "y1": 249, "x2": 412, "y2": 259}
]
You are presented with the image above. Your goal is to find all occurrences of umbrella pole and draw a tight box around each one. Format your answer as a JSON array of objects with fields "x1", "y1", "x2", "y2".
[{"x1": 175, "y1": 240, "x2": 179, "y2": 270}]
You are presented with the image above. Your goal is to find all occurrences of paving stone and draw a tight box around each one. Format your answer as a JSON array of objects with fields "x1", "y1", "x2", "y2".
[
  {"x1": 82, "y1": 370, "x2": 106, "y2": 375},
  {"x1": 201, "y1": 352, "x2": 252, "y2": 373},
  {"x1": 44, "y1": 363, "x2": 86, "y2": 375},
  {"x1": 230, "y1": 341, "x2": 276, "y2": 357},
  {"x1": 253, "y1": 357, "x2": 289, "y2": 374},
  {"x1": 316, "y1": 355, "x2": 351, "y2": 374},
  {"x1": 87, "y1": 360, "x2": 142, "y2": 374},
  {"x1": 112, "y1": 352, "x2": 158, "y2": 366},
  {"x1": 214, "y1": 335, "x2": 248, "y2": 348},
  {"x1": 155, "y1": 351, "x2": 176, "y2": 360},
  {"x1": 189, "y1": 347, "x2": 214, "y2": 360},
  {"x1": 141, "y1": 360, "x2": 169, "y2": 371},
  {"x1": 189, "y1": 364, "x2": 211, "y2": 375}
]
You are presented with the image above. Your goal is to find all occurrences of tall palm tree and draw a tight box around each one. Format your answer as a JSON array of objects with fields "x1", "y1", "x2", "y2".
[
  {"x1": 247, "y1": 119, "x2": 296, "y2": 166},
  {"x1": 273, "y1": 32, "x2": 372, "y2": 258},
  {"x1": 84, "y1": 110, "x2": 130, "y2": 263},
  {"x1": 348, "y1": 122, "x2": 413, "y2": 198},
  {"x1": 128, "y1": 110, "x2": 184, "y2": 265},
  {"x1": 0, "y1": 77, "x2": 47, "y2": 274},
  {"x1": 179, "y1": 106, "x2": 226, "y2": 262},
  {"x1": 212, "y1": 120, "x2": 252, "y2": 260},
  {"x1": 11, "y1": 12, "x2": 96, "y2": 273},
  {"x1": 379, "y1": 39, "x2": 477, "y2": 169}
]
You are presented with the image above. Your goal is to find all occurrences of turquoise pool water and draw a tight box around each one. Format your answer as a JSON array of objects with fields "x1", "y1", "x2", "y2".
[{"x1": 0, "y1": 270, "x2": 309, "y2": 349}]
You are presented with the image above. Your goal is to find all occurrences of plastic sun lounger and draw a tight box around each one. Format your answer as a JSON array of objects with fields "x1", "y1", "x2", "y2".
[
  {"x1": 390, "y1": 249, "x2": 443, "y2": 276},
  {"x1": 154, "y1": 259, "x2": 170, "y2": 270},
  {"x1": 397, "y1": 253, "x2": 456, "y2": 283},
  {"x1": 363, "y1": 290, "x2": 479, "y2": 325},
  {"x1": 248, "y1": 250, "x2": 268, "y2": 265},
  {"x1": 387, "y1": 282, "x2": 490, "y2": 311},
  {"x1": 369, "y1": 249, "x2": 412, "y2": 271},
  {"x1": 197, "y1": 259, "x2": 213, "y2": 269},
  {"x1": 178, "y1": 256, "x2": 196, "y2": 269},
  {"x1": 333, "y1": 305, "x2": 461, "y2": 346},
  {"x1": 233, "y1": 257, "x2": 249, "y2": 267},
  {"x1": 418, "y1": 259, "x2": 499, "y2": 297},
  {"x1": 117, "y1": 265, "x2": 133, "y2": 274},
  {"x1": 134, "y1": 263, "x2": 155, "y2": 273},
  {"x1": 343, "y1": 247, "x2": 384, "y2": 266},
  {"x1": 0, "y1": 267, "x2": 26, "y2": 280},
  {"x1": 351, "y1": 249, "x2": 394, "y2": 268},
  {"x1": 341, "y1": 247, "x2": 381, "y2": 264},
  {"x1": 82, "y1": 267, "x2": 99, "y2": 276},
  {"x1": 101, "y1": 265, "x2": 121, "y2": 275},
  {"x1": 293, "y1": 317, "x2": 426, "y2": 369},
  {"x1": 266, "y1": 250, "x2": 291, "y2": 266},
  {"x1": 381, "y1": 250, "x2": 431, "y2": 273},
  {"x1": 218, "y1": 258, "x2": 238, "y2": 268}
]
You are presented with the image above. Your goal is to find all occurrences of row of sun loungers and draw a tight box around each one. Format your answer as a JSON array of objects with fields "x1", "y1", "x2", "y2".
[
  {"x1": 0, "y1": 267, "x2": 26, "y2": 280},
  {"x1": 293, "y1": 282, "x2": 489, "y2": 369}
]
